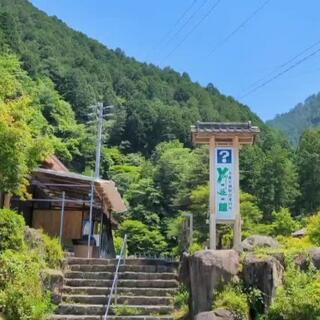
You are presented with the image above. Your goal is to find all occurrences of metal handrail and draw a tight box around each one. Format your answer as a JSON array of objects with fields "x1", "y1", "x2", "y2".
[{"x1": 104, "y1": 234, "x2": 127, "y2": 320}]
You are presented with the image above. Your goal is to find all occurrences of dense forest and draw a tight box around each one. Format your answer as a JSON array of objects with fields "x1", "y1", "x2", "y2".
[
  {"x1": 268, "y1": 92, "x2": 320, "y2": 145},
  {"x1": 0, "y1": 0, "x2": 320, "y2": 256}
]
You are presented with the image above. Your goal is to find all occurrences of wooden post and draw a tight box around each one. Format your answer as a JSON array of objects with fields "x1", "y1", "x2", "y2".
[
  {"x1": 209, "y1": 137, "x2": 216, "y2": 250},
  {"x1": 3, "y1": 193, "x2": 11, "y2": 209},
  {"x1": 233, "y1": 136, "x2": 241, "y2": 249}
]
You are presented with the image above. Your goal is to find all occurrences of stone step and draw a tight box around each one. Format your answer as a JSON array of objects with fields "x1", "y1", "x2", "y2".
[
  {"x1": 50, "y1": 316, "x2": 173, "y2": 320},
  {"x1": 64, "y1": 271, "x2": 177, "y2": 281},
  {"x1": 69, "y1": 264, "x2": 177, "y2": 274},
  {"x1": 62, "y1": 295, "x2": 173, "y2": 306},
  {"x1": 67, "y1": 258, "x2": 178, "y2": 268},
  {"x1": 62, "y1": 286, "x2": 176, "y2": 297},
  {"x1": 57, "y1": 304, "x2": 173, "y2": 316},
  {"x1": 64, "y1": 279, "x2": 179, "y2": 289}
]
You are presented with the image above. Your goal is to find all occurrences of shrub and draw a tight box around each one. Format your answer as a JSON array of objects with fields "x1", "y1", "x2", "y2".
[
  {"x1": 0, "y1": 250, "x2": 54, "y2": 320},
  {"x1": 174, "y1": 285, "x2": 189, "y2": 320},
  {"x1": 271, "y1": 208, "x2": 299, "y2": 237},
  {"x1": 113, "y1": 235, "x2": 124, "y2": 255},
  {"x1": 0, "y1": 209, "x2": 25, "y2": 252},
  {"x1": 307, "y1": 213, "x2": 320, "y2": 246},
  {"x1": 42, "y1": 234, "x2": 64, "y2": 269},
  {"x1": 118, "y1": 220, "x2": 167, "y2": 256},
  {"x1": 213, "y1": 284, "x2": 249, "y2": 320},
  {"x1": 189, "y1": 242, "x2": 203, "y2": 255},
  {"x1": 268, "y1": 265, "x2": 320, "y2": 320}
]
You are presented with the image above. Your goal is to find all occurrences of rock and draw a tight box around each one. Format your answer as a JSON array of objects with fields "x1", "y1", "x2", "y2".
[
  {"x1": 294, "y1": 253, "x2": 309, "y2": 271},
  {"x1": 195, "y1": 309, "x2": 236, "y2": 320},
  {"x1": 241, "y1": 235, "x2": 279, "y2": 252},
  {"x1": 295, "y1": 248, "x2": 320, "y2": 270},
  {"x1": 189, "y1": 250, "x2": 240, "y2": 316},
  {"x1": 310, "y1": 248, "x2": 320, "y2": 268},
  {"x1": 291, "y1": 228, "x2": 306, "y2": 238},
  {"x1": 242, "y1": 255, "x2": 283, "y2": 312},
  {"x1": 42, "y1": 269, "x2": 63, "y2": 304}
]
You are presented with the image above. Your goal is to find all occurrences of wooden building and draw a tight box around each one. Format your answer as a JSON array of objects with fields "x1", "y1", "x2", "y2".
[{"x1": 10, "y1": 156, "x2": 126, "y2": 258}]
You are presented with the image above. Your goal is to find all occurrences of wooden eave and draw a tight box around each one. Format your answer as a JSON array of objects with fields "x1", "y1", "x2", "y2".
[{"x1": 191, "y1": 121, "x2": 260, "y2": 146}]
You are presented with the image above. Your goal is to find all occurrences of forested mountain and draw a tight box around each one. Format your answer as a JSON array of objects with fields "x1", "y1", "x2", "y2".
[
  {"x1": 268, "y1": 93, "x2": 320, "y2": 145},
  {"x1": 1, "y1": 0, "x2": 319, "y2": 256},
  {"x1": 0, "y1": 0, "x2": 263, "y2": 159}
]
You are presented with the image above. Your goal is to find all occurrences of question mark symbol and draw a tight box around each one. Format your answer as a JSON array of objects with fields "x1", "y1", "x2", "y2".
[{"x1": 220, "y1": 151, "x2": 229, "y2": 163}]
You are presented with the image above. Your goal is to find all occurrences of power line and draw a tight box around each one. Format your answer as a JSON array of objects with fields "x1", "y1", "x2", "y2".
[
  {"x1": 243, "y1": 38, "x2": 320, "y2": 92},
  {"x1": 162, "y1": 0, "x2": 210, "y2": 49},
  {"x1": 209, "y1": 0, "x2": 271, "y2": 56},
  {"x1": 239, "y1": 45, "x2": 320, "y2": 99},
  {"x1": 174, "y1": 0, "x2": 199, "y2": 28},
  {"x1": 146, "y1": 0, "x2": 199, "y2": 60},
  {"x1": 160, "y1": 0, "x2": 222, "y2": 64}
]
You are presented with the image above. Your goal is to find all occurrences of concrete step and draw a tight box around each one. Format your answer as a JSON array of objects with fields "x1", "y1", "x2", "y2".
[
  {"x1": 64, "y1": 279, "x2": 179, "y2": 289},
  {"x1": 69, "y1": 264, "x2": 177, "y2": 274},
  {"x1": 50, "y1": 316, "x2": 173, "y2": 320},
  {"x1": 57, "y1": 304, "x2": 173, "y2": 316},
  {"x1": 67, "y1": 258, "x2": 178, "y2": 268},
  {"x1": 62, "y1": 286, "x2": 176, "y2": 297},
  {"x1": 62, "y1": 295, "x2": 173, "y2": 306},
  {"x1": 64, "y1": 271, "x2": 177, "y2": 281}
]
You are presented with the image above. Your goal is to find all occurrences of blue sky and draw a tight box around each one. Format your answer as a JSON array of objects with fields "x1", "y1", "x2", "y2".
[{"x1": 31, "y1": 0, "x2": 320, "y2": 121}]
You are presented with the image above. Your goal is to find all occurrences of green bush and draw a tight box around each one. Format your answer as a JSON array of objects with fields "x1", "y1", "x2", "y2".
[
  {"x1": 42, "y1": 234, "x2": 64, "y2": 269},
  {"x1": 213, "y1": 284, "x2": 249, "y2": 320},
  {"x1": 0, "y1": 250, "x2": 54, "y2": 320},
  {"x1": 0, "y1": 209, "x2": 25, "y2": 252},
  {"x1": 271, "y1": 208, "x2": 299, "y2": 237},
  {"x1": 189, "y1": 242, "x2": 203, "y2": 255},
  {"x1": 307, "y1": 213, "x2": 320, "y2": 246},
  {"x1": 118, "y1": 220, "x2": 167, "y2": 256},
  {"x1": 268, "y1": 266, "x2": 320, "y2": 320},
  {"x1": 113, "y1": 235, "x2": 124, "y2": 255}
]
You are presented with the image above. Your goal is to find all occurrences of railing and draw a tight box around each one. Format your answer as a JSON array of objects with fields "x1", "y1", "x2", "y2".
[{"x1": 104, "y1": 234, "x2": 127, "y2": 320}]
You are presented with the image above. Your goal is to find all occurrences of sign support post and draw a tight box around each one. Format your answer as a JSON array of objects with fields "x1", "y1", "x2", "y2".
[
  {"x1": 233, "y1": 136, "x2": 241, "y2": 249},
  {"x1": 209, "y1": 137, "x2": 216, "y2": 249}
]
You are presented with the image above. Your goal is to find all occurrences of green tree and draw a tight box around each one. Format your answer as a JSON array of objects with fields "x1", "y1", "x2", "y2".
[
  {"x1": 271, "y1": 208, "x2": 299, "y2": 236},
  {"x1": 118, "y1": 220, "x2": 167, "y2": 256},
  {"x1": 0, "y1": 54, "x2": 53, "y2": 196},
  {"x1": 256, "y1": 145, "x2": 300, "y2": 219},
  {"x1": 297, "y1": 128, "x2": 320, "y2": 213}
]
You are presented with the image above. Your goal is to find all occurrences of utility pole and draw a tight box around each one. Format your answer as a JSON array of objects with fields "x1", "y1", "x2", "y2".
[{"x1": 87, "y1": 102, "x2": 114, "y2": 258}]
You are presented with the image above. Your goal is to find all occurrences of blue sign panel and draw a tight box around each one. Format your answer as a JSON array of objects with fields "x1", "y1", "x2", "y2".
[{"x1": 217, "y1": 149, "x2": 232, "y2": 164}]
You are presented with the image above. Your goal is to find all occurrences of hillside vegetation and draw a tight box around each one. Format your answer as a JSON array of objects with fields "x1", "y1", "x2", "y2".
[
  {"x1": 0, "y1": 0, "x2": 318, "y2": 254},
  {"x1": 268, "y1": 93, "x2": 320, "y2": 145}
]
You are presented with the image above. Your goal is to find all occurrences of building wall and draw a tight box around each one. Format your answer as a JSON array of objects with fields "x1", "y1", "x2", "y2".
[{"x1": 32, "y1": 209, "x2": 83, "y2": 240}]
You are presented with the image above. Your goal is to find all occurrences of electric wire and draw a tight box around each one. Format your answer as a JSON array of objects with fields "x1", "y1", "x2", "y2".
[
  {"x1": 243, "y1": 38, "x2": 320, "y2": 92},
  {"x1": 162, "y1": 0, "x2": 210, "y2": 49},
  {"x1": 209, "y1": 0, "x2": 271, "y2": 56},
  {"x1": 160, "y1": 0, "x2": 222, "y2": 64},
  {"x1": 239, "y1": 45, "x2": 320, "y2": 99},
  {"x1": 147, "y1": 0, "x2": 199, "y2": 60}
]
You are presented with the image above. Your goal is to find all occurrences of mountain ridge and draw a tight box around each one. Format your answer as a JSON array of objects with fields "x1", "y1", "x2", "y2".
[{"x1": 267, "y1": 92, "x2": 320, "y2": 145}]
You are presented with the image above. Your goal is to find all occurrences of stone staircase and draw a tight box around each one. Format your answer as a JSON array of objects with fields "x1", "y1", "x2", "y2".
[{"x1": 50, "y1": 257, "x2": 179, "y2": 320}]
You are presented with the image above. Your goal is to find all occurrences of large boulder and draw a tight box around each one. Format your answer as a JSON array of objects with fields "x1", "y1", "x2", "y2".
[
  {"x1": 241, "y1": 235, "x2": 279, "y2": 252},
  {"x1": 195, "y1": 309, "x2": 236, "y2": 320},
  {"x1": 242, "y1": 255, "x2": 283, "y2": 312},
  {"x1": 189, "y1": 250, "x2": 240, "y2": 316}
]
